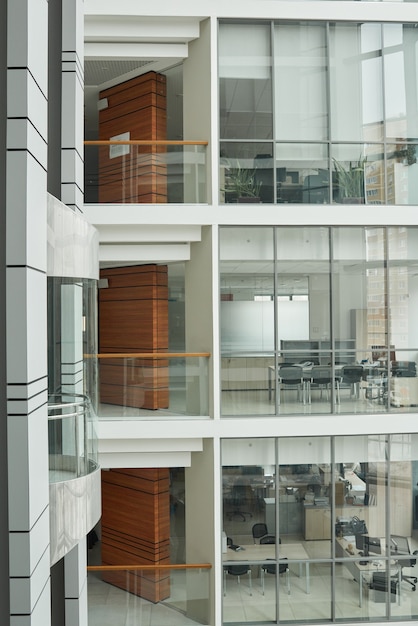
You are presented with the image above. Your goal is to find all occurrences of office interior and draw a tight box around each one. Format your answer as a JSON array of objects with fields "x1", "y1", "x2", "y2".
[
  {"x1": 220, "y1": 226, "x2": 418, "y2": 417},
  {"x1": 221, "y1": 436, "x2": 418, "y2": 622}
]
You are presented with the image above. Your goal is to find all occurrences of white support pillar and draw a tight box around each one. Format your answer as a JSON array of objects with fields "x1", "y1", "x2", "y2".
[
  {"x1": 61, "y1": 0, "x2": 84, "y2": 212},
  {"x1": 6, "y1": 0, "x2": 50, "y2": 623},
  {"x1": 64, "y1": 539, "x2": 88, "y2": 626}
]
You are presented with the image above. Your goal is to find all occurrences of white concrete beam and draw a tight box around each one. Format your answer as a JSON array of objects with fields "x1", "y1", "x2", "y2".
[
  {"x1": 85, "y1": 16, "x2": 201, "y2": 42},
  {"x1": 96, "y1": 224, "x2": 201, "y2": 243},
  {"x1": 99, "y1": 242, "x2": 191, "y2": 263},
  {"x1": 85, "y1": 42, "x2": 188, "y2": 60},
  {"x1": 100, "y1": 451, "x2": 193, "y2": 468}
]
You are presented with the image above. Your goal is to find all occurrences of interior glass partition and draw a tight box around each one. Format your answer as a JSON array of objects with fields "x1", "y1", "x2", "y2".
[
  {"x1": 222, "y1": 435, "x2": 418, "y2": 624},
  {"x1": 220, "y1": 226, "x2": 418, "y2": 417}
]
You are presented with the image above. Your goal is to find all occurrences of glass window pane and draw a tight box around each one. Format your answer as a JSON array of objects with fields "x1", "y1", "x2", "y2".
[
  {"x1": 222, "y1": 438, "x2": 276, "y2": 623},
  {"x1": 274, "y1": 22, "x2": 328, "y2": 141},
  {"x1": 333, "y1": 228, "x2": 389, "y2": 413},
  {"x1": 220, "y1": 228, "x2": 275, "y2": 416},
  {"x1": 330, "y1": 23, "x2": 384, "y2": 142},
  {"x1": 219, "y1": 23, "x2": 272, "y2": 140},
  {"x1": 384, "y1": 24, "x2": 418, "y2": 141},
  {"x1": 332, "y1": 144, "x2": 385, "y2": 204},
  {"x1": 276, "y1": 143, "x2": 329, "y2": 204},
  {"x1": 220, "y1": 142, "x2": 273, "y2": 203},
  {"x1": 386, "y1": 143, "x2": 418, "y2": 204}
]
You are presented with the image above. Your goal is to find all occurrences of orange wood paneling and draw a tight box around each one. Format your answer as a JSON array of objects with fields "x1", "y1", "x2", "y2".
[
  {"x1": 98, "y1": 265, "x2": 169, "y2": 409},
  {"x1": 101, "y1": 468, "x2": 170, "y2": 602},
  {"x1": 98, "y1": 72, "x2": 167, "y2": 204}
]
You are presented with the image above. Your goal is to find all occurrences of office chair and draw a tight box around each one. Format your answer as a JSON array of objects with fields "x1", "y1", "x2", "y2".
[
  {"x1": 308, "y1": 365, "x2": 340, "y2": 404},
  {"x1": 224, "y1": 564, "x2": 252, "y2": 596},
  {"x1": 400, "y1": 550, "x2": 418, "y2": 591},
  {"x1": 226, "y1": 484, "x2": 253, "y2": 521},
  {"x1": 277, "y1": 365, "x2": 305, "y2": 405},
  {"x1": 252, "y1": 523, "x2": 268, "y2": 543},
  {"x1": 341, "y1": 365, "x2": 363, "y2": 399},
  {"x1": 260, "y1": 534, "x2": 278, "y2": 545},
  {"x1": 261, "y1": 558, "x2": 290, "y2": 595}
]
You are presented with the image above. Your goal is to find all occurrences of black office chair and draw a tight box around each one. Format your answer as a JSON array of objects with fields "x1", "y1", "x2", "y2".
[
  {"x1": 308, "y1": 365, "x2": 340, "y2": 404},
  {"x1": 400, "y1": 550, "x2": 418, "y2": 591},
  {"x1": 278, "y1": 365, "x2": 305, "y2": 405},
  {"x1": 224, "y1": 564, "x2": 252, "y2": 596},
  {"x1": 261, "y1": 558, "x2": 290, "y2": 595},
  {"x1": 252, "y1": 523, "x2": 268, "y2": 543},
  {"x1": 227, "y1": 484, "x2": 253, "y2": 521},
  {"x1": 341, "y1": 365, "x2": 363, "y2": 399},
  {"x1": 260, "y1": 534, "x2": 278, "y2": 545}
]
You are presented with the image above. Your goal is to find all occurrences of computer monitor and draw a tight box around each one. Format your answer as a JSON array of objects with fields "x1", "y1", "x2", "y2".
[
  {"x1": 364, "y1": 535, "x2": 381, "y2": 556},
  {"x1": 355, "y1": 533, "x2": 366, "y2": 551}
]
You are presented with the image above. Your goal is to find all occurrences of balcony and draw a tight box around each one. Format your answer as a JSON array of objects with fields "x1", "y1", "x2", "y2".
[
  {"x1": 97, "y1": 352, "x2": 210, "y2": 419},
  {"x1": 84, "y1": 140, "x2": 208, "y2": 204},
  {"x1": 48, "y1": 394, "x2": 101, "y2": 565}
]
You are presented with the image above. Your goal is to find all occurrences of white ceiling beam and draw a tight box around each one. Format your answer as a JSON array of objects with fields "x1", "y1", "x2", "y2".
[
  {"x1": 99, "y1": 438, "x2": 203, "y2": 453},
  {"x1": 99, "y1": 243, "x2": 191, "y2": 263},
  {"x1": 85, "y1": 15, "x2": 201, "y2": 42},
  {"x1": 96, "y1": 224, "x2": 202, "y2": 243},
  {"x1": 100, "y1": 451, "x2": 193, "y2": 468},
  {"x1": 85, "y1": 42, "x2": 188, "y2": 60}
]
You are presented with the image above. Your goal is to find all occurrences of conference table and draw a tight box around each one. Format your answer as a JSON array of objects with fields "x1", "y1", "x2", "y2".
[{"x1": 223, "y1": 542, "x2": 311, "y2": 594}]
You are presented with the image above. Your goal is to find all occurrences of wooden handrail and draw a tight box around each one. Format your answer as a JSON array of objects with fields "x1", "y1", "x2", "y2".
[
  {"x1": 84, "y1": 140, "x2": 208, "y2": 146},
  {"x1": 91, "y1": 352, "x2": 211, "y2": 359},
  {"x1": 88, "y1": 563, "x2": 211, "y2": 571}
]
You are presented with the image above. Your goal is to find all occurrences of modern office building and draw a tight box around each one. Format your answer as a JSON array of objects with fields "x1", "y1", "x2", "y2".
[{"x1": 2, "y1": 0, "x2": 418, "y2": 625}]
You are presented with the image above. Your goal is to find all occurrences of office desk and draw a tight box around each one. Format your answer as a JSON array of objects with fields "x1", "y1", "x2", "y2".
[
  {"x1": 223, "y1": 543, "x2": 310, "y2": 593},
  {"x1": 335, "y1": 537, "x2": 401, "y2": 607}
]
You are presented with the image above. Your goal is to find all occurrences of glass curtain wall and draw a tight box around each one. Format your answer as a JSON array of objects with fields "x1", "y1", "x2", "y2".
[
  {"x1": 222, "y1": 435, "x2": 418, "y2": 624},
  {"x1": 220, "y1": 226, "x2": 418, "y2": 416},
  {"x1": 219, "y1": 21, "x2": 418, "y2": 205}
]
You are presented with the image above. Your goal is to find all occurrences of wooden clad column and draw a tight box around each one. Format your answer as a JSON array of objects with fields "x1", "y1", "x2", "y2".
[
  {"x1": 101, "y1": 469, "x2": 170, "y2": 602},
  {"x1": 99, "y1": 264, "x2": 169, "y2": 410},
  {"x1": 98, "y1": 71, "x2": 167, "y2": 203}
]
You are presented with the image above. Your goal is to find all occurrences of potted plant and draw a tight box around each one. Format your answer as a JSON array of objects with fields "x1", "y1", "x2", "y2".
[
  {"x1": 333, "y1": 156, "x2": 367, "y2": 204},
  {"x1": 222, "y1": 160, "x2": 262, "y2": 203}
]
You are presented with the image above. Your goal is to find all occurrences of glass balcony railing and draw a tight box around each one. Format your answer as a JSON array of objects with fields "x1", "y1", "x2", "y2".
[
  {"x1": 84, "y1": 140, "x2": 208, "y2": 204},
  {"x1": 96, "y1": 352, "x2": 210, "y2": 418},
  {"x1": 48, "y1": 393, "x2": 99, "y2": 483},
  {"x1": 87, "y1": 563, "x2": 211, "y2": 626}
]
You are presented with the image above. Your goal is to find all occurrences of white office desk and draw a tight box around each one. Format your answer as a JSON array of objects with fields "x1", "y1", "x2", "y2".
[
  {"x1": 223, "y1": 543, "x2": 310, "y2": 593},
  {"x1": 335, "y1": 537, "x2": 401, "y2": 607}
]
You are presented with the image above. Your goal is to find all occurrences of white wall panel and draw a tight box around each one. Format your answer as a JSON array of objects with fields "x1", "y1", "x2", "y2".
[
  {"x1": 9, "y1": 508, "x2": 50, "y2": 577},
  {"x1": 10, "y1": 578, "x2": 50, "y2": 626},
  {"x1": 6, "y1": 268, "x2": 47, "y2": 383},
  {"x1": 7, "y1": 70, "x2": 47, "y2": 141},
  {"x1": 8, "y1": 0, "x2": 48, "y2": 95},
  {"x1": 10, "y1": 547, "x2": 50, "y2": 613},
  {"x1": 7, "y1": 119, "x2": 47, "y2": 169},
  {"x1": 8, "y1": 406, "x2": 49, "y2": 531},
  {"x1": 6, "y1": 152, "x2": 47, "y2": 270}
]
